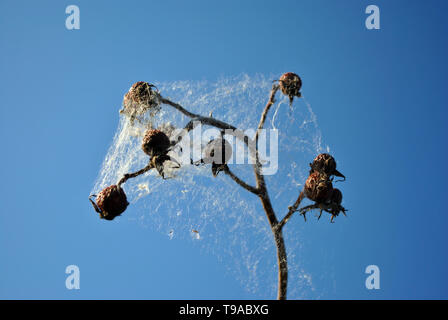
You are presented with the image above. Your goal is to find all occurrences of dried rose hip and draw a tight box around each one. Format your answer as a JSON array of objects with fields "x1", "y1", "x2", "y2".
[
  {"x1": 90, "y1": 185, "x2": 129, "y2": 221},
  {"x1": 279, "y1": 72, "x2": 302, "y2": 104},
  {"x1": 304, "y1": 171, "x2": 333, "y2": 203},
  {"x1": 120, "y1": 81, "x2": 160, "y2": 122},
  {"x1": 330, "y1": 188, "x2": 343, "y2": 205},
  {"x1": 309, "y1": 153, "x2": 345, "y2": 179},
  {"x1": 142, "y1": 129, "x2": 171, "y2": 157},
  {"x1": 203, "y1": 138, "x2": 232, "y2": 165},
  {"x1": 203, "y1": 138, "x2": 232, "y2": 177}
]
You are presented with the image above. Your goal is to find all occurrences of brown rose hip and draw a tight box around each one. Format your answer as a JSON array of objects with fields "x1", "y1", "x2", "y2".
[
  {"x1": 142, "y1": 129, "x2": 171, "y2": 157},
  {"x1": 309, "y1": 153, "x2": 345, "y2": 180},
  {"x1": 304, "y1": 171, "x2": 333, "y2": 203},
  {"x1": 279, "y1": 72, "x2": 302, "y2": 105},
  {"x1": 89, "y1": 185, "x2": 129, "y2": 221},
  {"x1": 120, "y1": 81, "x2": 160, "y2": 123}
]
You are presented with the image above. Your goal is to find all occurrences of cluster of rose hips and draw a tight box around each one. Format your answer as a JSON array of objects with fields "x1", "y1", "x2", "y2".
[
  {"x1": 90, "y1": 72, "x2": 305, "y2": 221},
  {"x1": 90, "y1": 109, "x2": 233, "y2": 221},
  {"x1": 89, "y1": 127, "x2": 176, "y2": 221},
  {"x1": 302, "y1": 153, "x2": 347, "y2": 222}
]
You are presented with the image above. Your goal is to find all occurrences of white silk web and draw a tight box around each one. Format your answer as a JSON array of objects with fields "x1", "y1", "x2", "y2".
[{"x1": 91, "y1": 74, "x2": 329, "y2": 299}]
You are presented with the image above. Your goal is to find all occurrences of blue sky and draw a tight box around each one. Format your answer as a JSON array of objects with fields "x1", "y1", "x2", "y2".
[{"x1": 0, "y1": 0, "x2": 447, "y2": 299}]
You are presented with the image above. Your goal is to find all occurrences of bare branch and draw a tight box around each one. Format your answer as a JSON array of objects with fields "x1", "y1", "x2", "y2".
[
  {"x1": 117, "y1": 161, "x2": 154, "y2": 187},
  {"x1": 222, "y1": 165, "x2": 261, "y2": 195},
  {"x1": 273, "y1": 229, "x2": 288, "y2": 300},
  {"x1": 278, "y1": 190, "x2": 305, "y2": 229},
  {"x1": 161, "y1": 97, "x2": 258, "y2": 157},
  {"x1": 160, "y1": 97, "x2": 237, "y2": 131},
  {"x1": 255, "y1": 84, "x2": 280, "y2": 145},
  {"x1": 251, "y1": 84, "x2": 289, "y2": 299},
  {"x1": 159, "y1": 96, "x2": 198, "y2": 119}
]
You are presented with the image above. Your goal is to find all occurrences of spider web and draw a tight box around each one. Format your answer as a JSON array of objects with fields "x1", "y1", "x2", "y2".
[{"x1": 91, "y1": 74, "x2": 329, "y2": 299}]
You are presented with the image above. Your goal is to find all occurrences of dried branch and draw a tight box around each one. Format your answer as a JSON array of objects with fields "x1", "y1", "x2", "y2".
[
  {"x1": 255, "y1": 84, "x2": 280, "y2": 145},
  {"x1": 161, "y1": 97, "x2": 258, "y2": 157},
  {"x1": 251, "y1": 84, "x2": 292, "y2": 299},
  {"x1": 278, "y1": 190, "x2": 305, "y2": 229},
  {"x1": 222, "y1": 165, "x2": 261, "y2": 195},
  {"x1": 160, "y1": 97, "x2": 237, "y2": 131},
  {"x1": 117, "y1": 161, "x2": 154, "y2": 187}
]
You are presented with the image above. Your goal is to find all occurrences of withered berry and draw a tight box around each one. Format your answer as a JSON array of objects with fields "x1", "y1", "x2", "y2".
[
  {"x1": 121, "y1": 81, "x2": 160, "y2": 122},
  {"x1": 310, "y1": 153, "x2": 345, "y2": 179},
  {"x1": 142, "y1": 129, "x2": 171, "y2": 157},
  {"x1": 304, "y1": 171, "x2": 333, "y2": 203},
  {"x1": 203, "y1": 138, "x2": 232, "y2": 165},
  {"x1": 330, "y1": 188, "x2": 343, "y2": 205},
  {"x1": 93, "y1": 185, "x2": 129, "y2": 220},
  {"x1": 279, "y1": 72, "x2": 302, "y2": 105},
  {"x1": 203, "y1": 138, "x2": 232, "y2": 177}
]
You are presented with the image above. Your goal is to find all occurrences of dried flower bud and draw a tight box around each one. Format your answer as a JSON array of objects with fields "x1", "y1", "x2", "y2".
[
  {"x1": 203, "y1": 138, "x2": 232, "y2": 165},
  {"x1": 310, "y1": 153, "x2": 345, "y2": 179},
  {"x1": 95, "y1": 185, "x2": 129, "y2": 220},
  {"x1": 279, "y1": 72, "x2": 302, "y2": 104},
  {"x1": 142, "y1": 129, "x2": 171, "y2": 157},
  {"x1": 121, "y1": 81, "x2": 160, "y2": 122},
  {"x1": 304, "y1": 171, "x2": 333, "y2": 203}
]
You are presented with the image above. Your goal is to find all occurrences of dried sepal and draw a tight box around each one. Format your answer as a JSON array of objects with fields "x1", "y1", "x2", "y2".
[{"x1": 151, "y1": 154, "x2": 181, "y2": 179}]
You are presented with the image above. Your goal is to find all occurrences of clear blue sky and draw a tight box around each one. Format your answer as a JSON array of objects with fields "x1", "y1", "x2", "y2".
[{"x1": 0, "y1": 0, "x2": 447, "y2": 299}]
